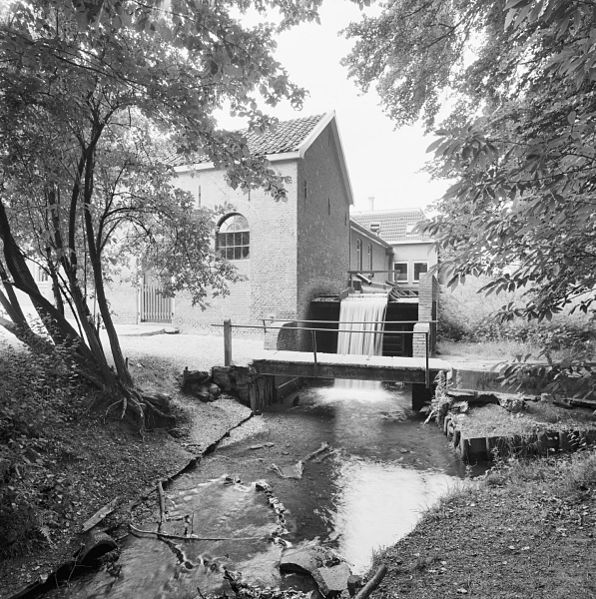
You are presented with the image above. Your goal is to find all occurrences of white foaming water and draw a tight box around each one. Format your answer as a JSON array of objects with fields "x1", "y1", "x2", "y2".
[
  {"x1": 336, "y1": 293, "x2": 388, "y2": 392},
  {"x1": 336, "y1": 293, "x2": 388, "y2": 356}
]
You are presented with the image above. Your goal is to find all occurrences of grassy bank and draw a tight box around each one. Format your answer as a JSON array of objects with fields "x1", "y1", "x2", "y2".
[
  {"x1": 372, "y1": 450, "x2": 596, "y2": 598},
  {"x1": 0, "y1": 345, "x2": 248, "y2": 599}
]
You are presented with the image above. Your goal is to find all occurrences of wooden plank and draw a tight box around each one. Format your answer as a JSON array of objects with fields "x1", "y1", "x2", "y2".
[{"x1": 252, "y1": 360, "x2": 441, "y2": 383}]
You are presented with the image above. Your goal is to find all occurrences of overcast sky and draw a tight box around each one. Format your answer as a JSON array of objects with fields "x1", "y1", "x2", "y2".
[{"x1": 219, "y1": 3, "x2": 450, "y2": 213}]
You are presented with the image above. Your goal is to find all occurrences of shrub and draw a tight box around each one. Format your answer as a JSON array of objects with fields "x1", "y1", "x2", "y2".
[
  {"x1": 438, "y1": 277, "x2": 596, "y2": 357},
  {"x1": 0, "y1": 342, "x2": 81, "y2": 557}
]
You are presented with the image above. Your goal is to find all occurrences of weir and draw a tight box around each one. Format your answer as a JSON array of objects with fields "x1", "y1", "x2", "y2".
[
  {"x1": 336, "y1": 293, "x2": 388, "y2": 356},
  {"x1": 336, "y1": 293, "x2": 388, "y2": 392}
]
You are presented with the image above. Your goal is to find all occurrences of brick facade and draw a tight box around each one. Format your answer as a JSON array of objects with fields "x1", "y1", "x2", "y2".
[
  {"x1": 413, "y1": 273, "x2": 439, "y2": 357},
  {"x1": 114, "y1": 114, "x2": 354, "y2": 332},
  {"x1": 172, "y1": 159, "x2": 299, "y2": 329},
  {"x1": 296, "y1": 123, "x2": 352, "y2": 321}
]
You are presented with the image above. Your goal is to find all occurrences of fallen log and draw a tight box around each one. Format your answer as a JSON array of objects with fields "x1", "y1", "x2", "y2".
[
  {"x1": 82, "y1": 497, "x2": 119, "y2": 533},
  {"x1": 129, "y1": 524, "x2": 262, "y2": 542},
  {"x1": 157, "y1": 480, "x2": 166, "y2": 527},
  {"x1": 354, "y1": 564, "x2": 387, "y2": 599},
  {"x1": 304, "y1": 442, "x2": 330, "y2": 462}
]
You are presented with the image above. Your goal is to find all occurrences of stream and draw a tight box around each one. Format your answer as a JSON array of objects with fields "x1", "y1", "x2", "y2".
[{"x1": 47, "y1": 381, "x2": 473, "y2": 599}]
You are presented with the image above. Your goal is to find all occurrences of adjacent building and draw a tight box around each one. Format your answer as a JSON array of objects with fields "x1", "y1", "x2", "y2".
[{"x1": 350, "y1": 209, "x2": 438, "y2": 287}]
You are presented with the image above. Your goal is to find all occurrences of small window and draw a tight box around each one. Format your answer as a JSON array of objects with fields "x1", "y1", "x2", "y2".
[
  {"x1": 355, "y1": 238, "x2": 363, "y2": 271},
  {"x1": 37, "y1": 265, "x2": 49, "y2": 282},
  {"x1": 393, "y1": 262, "x2": 408, "y2": 283},
  {"x1": 217, "y1": 213, "x2": 249, "y2": 260},
  {"x1": 367, "y1": 243, "x2": 373, "y2": 271},
  {"x1": 413, "y1": 262, "x2": 428, "y2": 282}
]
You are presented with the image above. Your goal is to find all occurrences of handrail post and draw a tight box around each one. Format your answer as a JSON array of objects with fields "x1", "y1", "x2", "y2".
[
  {"x1": 224, "y1": 319, "x2": 232, "y2": 366},
  {"x1": 425, "y1": 330, "x2": 430, "y2": 389},
  {"x1": 311, "y1": 329, "x2": 318, "y2": 364}
]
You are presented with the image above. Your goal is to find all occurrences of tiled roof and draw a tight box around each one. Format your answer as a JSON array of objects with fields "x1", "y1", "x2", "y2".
[
  {"x1": 171, "y1": 114, "x2": 326, "y2": 167},
  {"x1": 244, "y1": 114, "x2": 325, "y2": 155},
  {"x1": 350, "y1": 209, "x2": 432, "y2": 244}
]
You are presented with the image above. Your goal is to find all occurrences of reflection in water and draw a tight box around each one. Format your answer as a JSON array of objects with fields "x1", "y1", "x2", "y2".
[
  {"x1": 299, "y1": 382, "x2": 463, "y2": 572},
  {"x1": 334, "y1": 459, "x2": 457, "y2": 572}
]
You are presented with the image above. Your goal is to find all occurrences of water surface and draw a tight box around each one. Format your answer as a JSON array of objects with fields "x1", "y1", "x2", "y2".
[{"x1": 48, "y1": 382, "x2": 468, "y2": 598}]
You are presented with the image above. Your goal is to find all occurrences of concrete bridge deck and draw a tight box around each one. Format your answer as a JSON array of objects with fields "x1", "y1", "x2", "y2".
[{"x1": 251, "y1": 350, "x2": 451, "y2": 385}]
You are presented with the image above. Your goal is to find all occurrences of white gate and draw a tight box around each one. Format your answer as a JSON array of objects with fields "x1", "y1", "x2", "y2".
[{"x1": 139, "y1": 273, "x2": 173, "y2": 323}]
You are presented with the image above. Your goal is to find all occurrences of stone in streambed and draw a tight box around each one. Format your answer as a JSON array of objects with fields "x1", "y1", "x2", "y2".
[
  {"x1": 280, "y1": 543, "x2": 352, "y2": 597},
  {"x1": 280, "y1": 546, "x2": 321, "y2": 575},
  {"x1": 313, "y1": 562, "x2": 352, "y2": 596},
  {"x1": 348, "y1": 574, "x2": 363, "y2": 593}
]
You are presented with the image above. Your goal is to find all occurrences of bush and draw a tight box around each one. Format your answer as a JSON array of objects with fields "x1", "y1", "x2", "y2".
[
  {"x1": 438, "y1": 277, "x2": 596, "y2": 357},
  {"x1": 0, "y1": 342, "x2": 81, "y2": 557},
  {"x1": 468, "y1": 317, "x2": 596, "y2": 356}
]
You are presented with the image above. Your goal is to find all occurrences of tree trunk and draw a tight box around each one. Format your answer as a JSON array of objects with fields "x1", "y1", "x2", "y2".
[{"x1": 82, "y1": 141, "x2": 134, "y2": 388}]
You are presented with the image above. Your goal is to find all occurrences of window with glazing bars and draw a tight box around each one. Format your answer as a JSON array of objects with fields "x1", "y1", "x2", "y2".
[{"x1": 217, "y1": 214, "x2": 250, "y2": 260}]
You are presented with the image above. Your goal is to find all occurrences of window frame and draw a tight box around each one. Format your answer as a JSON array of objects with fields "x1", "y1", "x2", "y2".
[
  {"x1": 216, "y1": 213, "x2": 250, "y2": 261},
  {"x1": 393, "y1": 261, "x2": 408, "y2": 283},
  {"x1": 37, "y1": 265, "x2": 50, "y2": 283},
  {"x1": 413, "y1": 261, "x2": 429, "y2": 283},
  {"x1": 355, "y1": 238, "x2": 363, "y2": 271}
]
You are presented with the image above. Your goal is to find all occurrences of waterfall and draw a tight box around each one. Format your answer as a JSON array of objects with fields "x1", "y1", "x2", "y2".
[{"x1": 337, "y1": 294, "x2": 388, "y2": 356}]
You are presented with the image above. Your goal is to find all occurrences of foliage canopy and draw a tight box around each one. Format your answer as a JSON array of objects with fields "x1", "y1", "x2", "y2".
[
  {"x1": 0, "y1": 0, "x2": 324, "y2": 425},
  {"x1": 345, "y1": 0, "x2": 596, "y2": 322}
]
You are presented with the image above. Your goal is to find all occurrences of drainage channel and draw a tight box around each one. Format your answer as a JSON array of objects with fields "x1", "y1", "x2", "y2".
[{"x1": 43, "y1": 381, "x2": 475, "y2": 599}]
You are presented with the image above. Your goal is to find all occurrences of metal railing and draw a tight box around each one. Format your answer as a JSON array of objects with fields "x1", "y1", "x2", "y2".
[
  {"x1": 211, "y1": 318, "x2": 434, "y2": 388},
  {"x1": 347, "y1": 269, "x2": 416, "y2": 284}
]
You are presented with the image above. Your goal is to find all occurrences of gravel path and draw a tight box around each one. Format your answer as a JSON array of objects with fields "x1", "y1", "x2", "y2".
[
  {"x1": 0, "y1": 326, "x2": 264, "y2": 371},
  {"x1": 114, "y1": 331, "x2": 264, "y2": 371}
]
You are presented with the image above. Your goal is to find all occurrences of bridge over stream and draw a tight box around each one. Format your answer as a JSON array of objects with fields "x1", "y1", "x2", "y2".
[
  {"x1": 213, "y1": 317, "x2": 452, "y2": 411},
  {"x1": 251, "y1": 350, "x2": 450, "y2": 385},
  {"x1": 249, "y1": 350, "x2": 451, "y2": 411}
]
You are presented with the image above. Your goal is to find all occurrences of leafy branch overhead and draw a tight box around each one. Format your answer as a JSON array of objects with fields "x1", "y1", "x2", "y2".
[
  {"x1": 344, "y1": 0, "x2": 596, "y2": 321},
  {"x1": 0, "y1": 0, "x2": 326, "y2": 427}
]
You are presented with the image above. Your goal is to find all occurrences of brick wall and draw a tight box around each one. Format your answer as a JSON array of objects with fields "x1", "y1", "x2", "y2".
[
  {"x1": 106, "y1": 262, "x2": 140, "y2": 324},
  {"x1": 413, "y1": 273, "x2": 439, "y2": 356},
  {"x1": 173, "y1": 260, "x2": 251, "y2": 330},
  {"x1": 108, "y1": 122, "x2": 354, "y2": 333},
  {"x1": 296, "y1": 122, "x2": 351, "y2": 324},
  {"x1": 171, "y1": 161, "x2": 299, "y2": 330}
]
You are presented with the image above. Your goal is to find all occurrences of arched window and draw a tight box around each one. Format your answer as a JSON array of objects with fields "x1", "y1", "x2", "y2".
[{"x1": 217, "y1": 213, "x2": 250, "y2": 260}]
